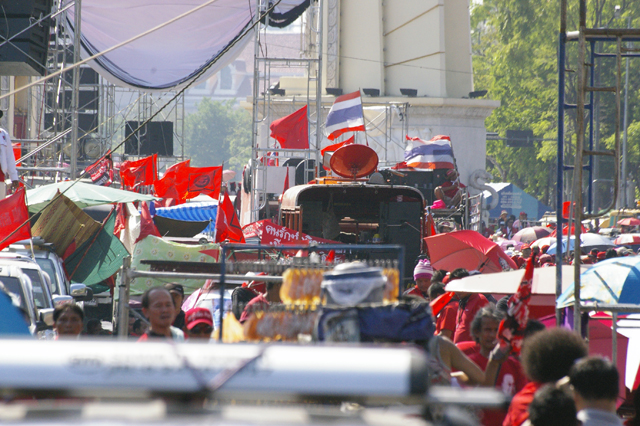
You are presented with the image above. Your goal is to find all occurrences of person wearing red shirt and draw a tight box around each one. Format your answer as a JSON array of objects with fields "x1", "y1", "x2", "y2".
[
  {"x1": 453, "y1": 292, "x2": 489, "y2": 343},
  {"x1": 403, "y1": 259, "x2": 434, "y2": 300},
  {"x1": 434, "y1": 169, "x2": 466, "y2": 208},
  {"x1": 239, "y1": 280, "x2": 282, "y2": 323},
  {"x1": 428, "y1": 282, "x2": 458, "y2": 340},
  {"x1": 468, "y1": 305, "x2": 527, "y2": 426},
  {"x1": 502, "y1": 328, "x2": 587, "y2": 426}
]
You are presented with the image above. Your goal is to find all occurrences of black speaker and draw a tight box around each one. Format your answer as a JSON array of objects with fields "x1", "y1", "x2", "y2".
[
  {"x1": 0, "y1": 0, "x2": 53, "y2": 76},
  {"x1": 124, "y1": 121, "x2": 174, "y2": 156}
]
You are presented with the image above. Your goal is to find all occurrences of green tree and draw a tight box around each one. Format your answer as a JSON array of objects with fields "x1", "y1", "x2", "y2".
[
  {"x1": 184, "y1": 98, "x2": 252, "y2": 174},
  {"x1": 471, "y1": 0, "x2": 640, "y2": 209}
]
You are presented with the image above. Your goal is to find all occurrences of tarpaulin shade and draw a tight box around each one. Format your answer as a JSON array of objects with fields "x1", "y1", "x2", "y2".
[
  {"x1": 64, "y1": 210, "x2": 130, "y2": 288},
  {"x1": 154, "y1": 202, "x2": 218, "y2": 233},
  {"x1": 68, "y1": 0, "x2": 310, "y2": 91},
  {"x1": 153, "y1": 216, "x2": 209, "y2": 238},
  {"x1": 26, "y1": 181, "x2": 158, "y2": 213}
]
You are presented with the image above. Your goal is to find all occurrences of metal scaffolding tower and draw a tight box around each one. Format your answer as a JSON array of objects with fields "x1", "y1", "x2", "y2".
[{"x1": 557, "y1": 0, "x2": 640, "y2": 332}]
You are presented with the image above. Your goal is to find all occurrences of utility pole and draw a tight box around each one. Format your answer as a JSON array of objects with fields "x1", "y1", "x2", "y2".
[{"x1": 70, "y1": 0, "x2": 81, "y2": 179}]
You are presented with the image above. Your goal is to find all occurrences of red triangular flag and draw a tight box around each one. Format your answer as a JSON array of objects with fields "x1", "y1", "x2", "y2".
[
  {"x1": 270, "y1": 105, "x2": 309, "y2": 149},
  {"x1": 0, "y1": 187, "x2": 31, "y2": 251},
  {"x1": 120, "y1": 154, "x2": 157, "y2": 188},
  {"x1": 214, "y1": 191, "x2": 245, "y2": 243},
  {"x1": 134, "y1": 201, "x2": 161, "y2": 244},
  {"x1": 497, "y1": 252, "x2": 537, "y2": 355}
]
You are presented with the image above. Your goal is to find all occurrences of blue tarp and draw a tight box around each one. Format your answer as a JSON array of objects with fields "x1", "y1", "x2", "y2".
[
  {"x1": 483, "y1": 183, "x2": 552, "y2": 220},
  {"x1": 154, "y1": 202, "x2": 218, "y2": 233}
]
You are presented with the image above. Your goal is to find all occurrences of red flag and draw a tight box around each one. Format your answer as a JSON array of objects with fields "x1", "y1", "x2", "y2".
[
  {"x1": 85, "y1": 150, "x2": 113, "y2": 186},
  {"x1": 134, "y1": 201, "x2": 161, "y2": 244},
  {"x1": 497, "y1": 251, "x2": 537, "y2": 355},
  {"x1": 283, "y1": 167, "x2": 290, "y2": 194},
  {"x1": 270, "y1": 105, "x2": 309, "y2": 149},
  {"x1": 186, "y1": 166, "x2": 222, "y2": 199},
  {"x1": 119, "y1": 154, "x2": 157, "y2": 188},
  {"x1": 425, "y1": 210, "x2": 437, "y2": 237},
  {"x1": 0, "y1": 187, "x2": 31, "y2": 251},
  {"x1": 214, "y1": 191, "x2": 245, "y2": 243},
  {"x1": 114, "y1": 203, "x2": 127, "y2": 236},
  {"x1": 154, "y1": 159, "x2": 190, "y2": 200}
]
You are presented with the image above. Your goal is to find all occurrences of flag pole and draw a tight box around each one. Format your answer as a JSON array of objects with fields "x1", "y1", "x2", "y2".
[{"x1": 359, "y1": 88, "x2": 370, "y2": 147}]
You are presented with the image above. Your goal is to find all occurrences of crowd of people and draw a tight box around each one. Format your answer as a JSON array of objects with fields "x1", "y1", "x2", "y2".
[{"x1": 403, "y1": 257, "x2": 632, "y2": 426}]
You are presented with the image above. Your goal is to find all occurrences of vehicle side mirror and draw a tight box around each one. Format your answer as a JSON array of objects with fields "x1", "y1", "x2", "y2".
[
  {"x1": 52, "y1": 295, "x2": 74, "y2": 306},
  {"x1": 39, "y1": 308, "x2": 54, "y2": 326},
  {"x1": 70, "y1": 284, "x2": 94, "y2": 302},
  {"x1": 35, "y1": 320, "x2": 49, "y2": 333}
]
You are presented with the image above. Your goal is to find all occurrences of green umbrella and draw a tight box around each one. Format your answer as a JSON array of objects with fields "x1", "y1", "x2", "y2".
[{"x1": 26, "y1": 181, "x2": 159, "y2": 213}]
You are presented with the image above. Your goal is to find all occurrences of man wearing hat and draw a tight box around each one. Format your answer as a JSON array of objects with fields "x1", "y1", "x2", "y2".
[
  {"x1": 513, "y1": 211, "x2": 529, "y2": 231},
  {"x1": 165, "y1": 282, "x2": 186, "y2": 331},
  {"x1": 498, "y1": 210, "x2": 508, "y2": 229},
  {"x1": 403, "y1": 259, "x2": 434, "y2": 299},
  {"x1": 184, "y1": 307, "x2": 214, "y2": 340},
  {"x1": 434, "y1": 169, "x2": 465, "y2": 208},
  {"x1": 0, "y1": 111, "x2": 19, "y2": 198}
]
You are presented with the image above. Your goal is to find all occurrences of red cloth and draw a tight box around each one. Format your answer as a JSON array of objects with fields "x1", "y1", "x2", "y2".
[
  {"x1": 120, "y1": 154, "x2": 157, "y2": 188},
  {"x1": 403, "y1": 285, "x2": 427, "y2": 299},
  {"x1": 453, "y1": 293, "x2": 489, "y2": 343},
  {"x1": 239, "y1": 293, "x2": 269, "y2": 323},
  {"x1": 154, "y1": 159, "x2": 190, "y2": 200},
  {"x1": 270, "y1": 105, "x2": 309, "y2": 149},
  {"x1": 0, "y1": 187, "x2": 31, "y2": 251},
  {"x1": 435, "y1": 300, "x2": 458, "y2": 335},
  {"x1": 502, "y1": 381, "x2": 542, "y2": 426},
  {"x1": 134, "y1": 201, "x2": 161, "y2": 244},
  {"x1": 186, "y1": 166, "x2": 223, "y2": 200},
  {"x1": 114, "y1": 203, "x2": 127, "y2": 236},
  {"x1": 468, "y1": 353, "x2": 527, "y2": 426},
  {"x1": 214, "y1": 191, "x2": 245, "y2": 243},
  {"x1": 456, "y1": 341, "x2": 480, "y2": 356}
]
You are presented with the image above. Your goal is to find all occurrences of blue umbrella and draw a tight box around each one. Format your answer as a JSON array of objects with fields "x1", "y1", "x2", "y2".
[
  {"x1": 557, "y1": 256, "x2": 640, "y2": 308},
  {"x1": 547, "y1": 234, "x2": 614, "y2": 255},
  {"x1": 0, "y1": 292, "x2": 31, "y2": 336}
]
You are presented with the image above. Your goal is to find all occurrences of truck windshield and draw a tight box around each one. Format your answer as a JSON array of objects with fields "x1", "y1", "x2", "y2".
[
  {"x1": 34, "y1": 258, "x2": 59, "y2": 295},
  {"x1": 22, "y1": 269, "x2": 51, "y2": 309},
  {"x1": 0, "y1": 276, "x2": 28, "y2": 314}
]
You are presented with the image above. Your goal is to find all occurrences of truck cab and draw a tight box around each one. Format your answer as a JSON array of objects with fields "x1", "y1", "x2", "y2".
[{"x1": 279, "y1": 178, "x2": 424, "y2": 282}]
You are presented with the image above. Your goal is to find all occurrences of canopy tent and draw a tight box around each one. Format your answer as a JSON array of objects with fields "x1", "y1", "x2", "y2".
[
  {"x1": 482, "y1": 183, "x2": 551, "y2": 220},
  {"x1": 154, "y1": 202, "x2": 218, "y2": 233},
  {"x1": 68, "y1": 0, "x2": 310, "y2": 91},
  {"x1": 26, "y1": 181, "x2": 158, "y2": 213}
]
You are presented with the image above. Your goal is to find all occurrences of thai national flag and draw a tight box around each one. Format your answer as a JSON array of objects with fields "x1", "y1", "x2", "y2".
[
  {"x1": 325, "y1": 91, "x2": 366, "y2": 140},
  {"x1": 404, "y1": 135, "x2": 455, "y2": 169}
]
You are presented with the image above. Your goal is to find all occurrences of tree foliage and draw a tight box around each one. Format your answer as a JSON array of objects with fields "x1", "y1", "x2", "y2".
[
  {"x1": 471, "y1": 0, "x2": 640, "y2": 209},
  {"x1": 184, "y1": 98, "x2": 252, "y2": 174}
]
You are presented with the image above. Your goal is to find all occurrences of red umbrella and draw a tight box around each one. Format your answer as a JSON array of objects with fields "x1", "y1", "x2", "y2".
[
  {"x1": 614, "y1": 234, "x2": 640, "y2": 245},
  {"x1": 618, "y1": 218, "x2": 640, "y2": 227},
  {"x1": 513, "y1": 226, "x2": 551, "y2": 244},
  {"x1": 424, "y1": 230, "x2": 517, "y2": 274}
]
